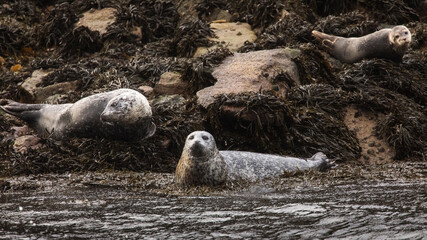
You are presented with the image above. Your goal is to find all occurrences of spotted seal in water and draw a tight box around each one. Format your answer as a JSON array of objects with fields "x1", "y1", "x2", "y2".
[
  {"x1": 0, "y1": 88, "x2": 156, "y2": 141},
  {"x1": 312, "y1": 25, "x2": 411, "y2": 63},
  {"x1": 174, "y1": 131, "x2": 334, "y2": 186}
]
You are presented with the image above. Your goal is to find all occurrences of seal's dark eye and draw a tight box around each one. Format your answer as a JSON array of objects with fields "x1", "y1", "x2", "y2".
[
  {"x1": 404, "y1": 31, "x2": 408, "y2": 35},
  {"x1": 202, "y1": 135, "x2": 209, "y2": 140},
  {"x1": 189, "y1": 135, "x2": 194, "y2": 140}
]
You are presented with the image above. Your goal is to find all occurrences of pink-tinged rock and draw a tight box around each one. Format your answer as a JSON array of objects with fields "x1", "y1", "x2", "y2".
[
  {"x1": 19, "y1": 69, "x2": 53, "y2": 102},
  {"x1": 19, "y1": 69, "x2": 78, "y2": 103},
  {"x1": 194, "y1": 22, "x2": 257, "y2": 57},
  {"x1": 75, "y1": 8, "x2": 117, "y2": 35},
  {"x1": 154, "y1": 72, "x2": 189, "y2": 95},
  {"x1": 138, "y1": 85, "x2": 154, "y2": 98},
  {"x1": 13, "y1": 135, "x2": 43, "y2": 154},
  {"x1": 196, "y1": 48, "x2": 300, "y2": 108},
  {"x1": 11, "y1": 125, "x2": 33, "y2": 138}
]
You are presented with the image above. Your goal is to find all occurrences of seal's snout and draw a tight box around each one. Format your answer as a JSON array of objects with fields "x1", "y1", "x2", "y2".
[
  {"x1": 100, "y1": 112, "x2": 115, "y2": 125},
  {"x1": 100, "y1": 112, "x2": 108, "y2": 122},
  {"x1": 190, "y1": 140, "x2": 207, "y2": 157}
]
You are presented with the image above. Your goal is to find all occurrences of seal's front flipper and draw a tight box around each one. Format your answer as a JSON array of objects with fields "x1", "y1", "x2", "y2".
[
  {"x1": 312, "y1": 30, "x2": 336, "y2": 50},
  {"x1": 310, "y1": 152, "x2": 336, "y2": 171},
  {"x1": 0, "y1": 99, "x2": 42, "y2": 122},
  {"x1": 322, "y1": 39, "x2": 335, "y2": 50}
]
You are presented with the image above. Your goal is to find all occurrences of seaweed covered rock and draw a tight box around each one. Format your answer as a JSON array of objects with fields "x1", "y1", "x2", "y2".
[
  {"x1": 0, "y1": 94, "x2": 203, "y2": 176},
  {"x1": 0, "y1": 0, "x2": 425, "y2": 177},
  {"x1": 0, "y1": 20, "x2": 32, "y2": 56},
  {"x1": 314, "y1": 11, "x2": 379, "y2": 37},
  {"x1": 170, "y1": 20, "x2": 215, "y2": 57},
  {"x1": 197, "y1": 48, "x2": 300, "y2": 108},
  {"x1": 339, "y1": 58, "x2": 426, "y2": 160},
  {"x1": 205, "y1": 91, "x2": 360, "y2": 162},
  {"x1": 35, "y1": 2, "x2": 78, "y2": 48}
]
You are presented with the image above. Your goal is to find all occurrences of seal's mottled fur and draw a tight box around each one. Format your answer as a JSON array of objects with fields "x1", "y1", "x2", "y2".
[
  {"x1": 175, "y1": 131, "x2": 334, "y2": 186},
  {"x1": 0, "y1": 89, "x2": 156, "y2": 141},
  {"x1": 312, "y1": 25, "x2": 411, "y2": 63}
]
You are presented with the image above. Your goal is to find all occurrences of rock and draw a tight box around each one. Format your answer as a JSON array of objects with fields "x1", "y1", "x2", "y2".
[
  {"x1": 207, "y1": 9, "x2": 232, "y2": 22},
  {"x1": 19, "y1": 69, "x2": 53, "y2": 102},
  {"x1": 44, "y1": 94, "x2": 70, "y2": 104},
  {"x1": 130, "y1": 26, "x2": 143, "y2": 40},
  {"x1": 194, "y1": 22, "x2": 257, "y2": 57},
  {"x1": 0, "y1": 125, "x2": 33, "y2": 142},
  {"x1": 11, "y1": 126, "x2": 33, "y2": 138},
  {"x1": 75, "y1": 8, "x2": 117, "y2": 35},
  {"x1": 35, "y1": 81, "x2": 79, "y2": 103},
  {"x1": 151, "y1": 94, "x2": 187, "y2": 111},
  {"x1": 19, "y1": 69, "x2": 79, "y2": 103},
  {"x1": 344, "y1": 106, "x2": 395, "y2": 163},
  {"x1": 176, "y1": 0, "x2": 199, "y2": 24},
  {"x1": 13, "y1": 135, "x2": 43, "y2": 154},
  {"x1": 138, "y1": 85, "x2": 154, "y2": 98},
  {"x1": 154, "y1": 72, "x2": 189, "y2": 95},
  {"x1": 196, "y1": 48, "x2": 300, "y2": 108}
]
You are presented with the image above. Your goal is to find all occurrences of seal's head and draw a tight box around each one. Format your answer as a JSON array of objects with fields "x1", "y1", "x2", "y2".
[
  {"x1": 185, "y1": 131, "x2": 217, "y2": 158},
  {"x1": 389, "y1": 26, "x2": 411, "y2": 52},
  {"x1": 175, "y1": 131, "x2": 226, "y2": 187},
  {"x1": 100, "y1": 92, "x2": 152, "y2": 124},
  {"x1": 99, "y1": 91, "x2": 156, "y2": 140}
]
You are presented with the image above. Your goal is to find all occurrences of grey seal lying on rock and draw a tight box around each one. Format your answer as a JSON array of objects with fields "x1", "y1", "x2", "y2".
[
  {"x1": 0, "y1": 88, "x2": 156, "y2": 141},
  {"x1": 312, "y1": 25, "x2": 411, "y2": 63},
  {"x1": 174, "y1": 131, "x2": 334, "y2": 186}
]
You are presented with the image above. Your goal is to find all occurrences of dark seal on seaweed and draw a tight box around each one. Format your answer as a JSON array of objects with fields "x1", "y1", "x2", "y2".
[
  {"x1": 312, "y1": 25, "x2": 411, "y2": 63},
  {"x1": 174, "y1": 131, "x2": 334, "y2": 187},
  {"x1": 0, "y1": 89, "x2": 156, "y2": 141}
]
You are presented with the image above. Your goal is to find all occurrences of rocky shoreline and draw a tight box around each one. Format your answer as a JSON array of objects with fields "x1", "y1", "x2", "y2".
[{"x1": 0, "y1": 0, "x2": 426, "y2": 187}]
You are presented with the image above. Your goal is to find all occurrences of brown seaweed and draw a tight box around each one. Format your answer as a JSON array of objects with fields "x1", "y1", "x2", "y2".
[
  {"x1": 0, "y1": 0, "x2": 425, "y2": 177},
  {"x1": 314, "y1": 11, "x2": 379, "y2": 37},
  {"x1": 206, "y1": 92, "x2": 360, "y2": 162},
  {"x1": 227, "y1": 0, "x2": 285, "y2": 30},
  {"x1": 35, "y1": 2, "x2": 78, "y2": 48},
  {"x1": 169, "y1": 20, "x2": 215, "y2": 57}
]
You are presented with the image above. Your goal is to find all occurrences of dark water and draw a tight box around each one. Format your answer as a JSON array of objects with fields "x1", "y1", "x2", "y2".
[{"x1": 0, "y1": 181, "x2": 426, "y2": 239}]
